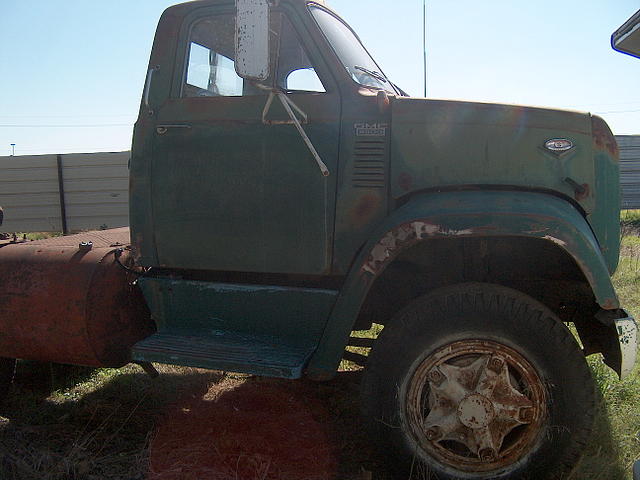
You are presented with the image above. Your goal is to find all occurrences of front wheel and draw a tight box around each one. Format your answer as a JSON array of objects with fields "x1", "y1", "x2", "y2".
[{"x1": 361, "y1": 283, "x2": 595, "y2": 480}]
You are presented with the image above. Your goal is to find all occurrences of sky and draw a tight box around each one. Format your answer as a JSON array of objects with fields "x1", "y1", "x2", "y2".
[{"x1": 0, "y1": 0, "x2": 639, "y2": 156}]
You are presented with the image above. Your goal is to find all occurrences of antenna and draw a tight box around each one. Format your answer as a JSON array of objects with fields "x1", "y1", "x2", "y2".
[{"x1": 422, "y1": 0, "x2": 427, "y2": 97}]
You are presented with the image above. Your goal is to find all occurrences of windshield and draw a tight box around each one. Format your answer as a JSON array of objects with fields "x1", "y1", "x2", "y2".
[{"x1": 310, "y1": 6, "x2": 395, "y2": 93}]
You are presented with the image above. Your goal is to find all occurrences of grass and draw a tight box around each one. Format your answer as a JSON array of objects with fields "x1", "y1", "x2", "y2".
[
  {"x1": 582, "y1": 213, "x2": 640, "y2": 479},
  {"x1": 3, "y1": 218, "x2": 640, "y2": 479}
]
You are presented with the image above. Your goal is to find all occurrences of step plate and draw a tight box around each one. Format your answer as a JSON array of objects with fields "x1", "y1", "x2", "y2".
[{"x1": 131, "y1": 332, "x2": 313, "y2": 379}]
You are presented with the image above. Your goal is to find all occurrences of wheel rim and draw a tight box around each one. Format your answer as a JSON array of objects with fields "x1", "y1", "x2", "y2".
[{"x1": 405, "y1": 340, "x2": 547, "y2": 474}]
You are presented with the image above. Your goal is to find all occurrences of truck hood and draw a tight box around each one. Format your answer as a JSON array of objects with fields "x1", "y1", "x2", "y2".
[{"x1": 390, "y1": 97, "x2": 595, "y2": 213}]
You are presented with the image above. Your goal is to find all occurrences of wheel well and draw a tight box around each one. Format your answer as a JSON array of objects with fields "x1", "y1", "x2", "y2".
[{"x1": 354, "y1": 236, "x2": 598, "y2": 330}]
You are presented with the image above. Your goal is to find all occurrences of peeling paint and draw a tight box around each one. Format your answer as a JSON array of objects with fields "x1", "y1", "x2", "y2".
[
  {"x1": 542, "y1": 235, "x2": 567, "y2": 247},
  {"x1": 615, "y1": 316, "x2": 638, "y2": 379},
  {"x1": 362, "y1": 221, "x2": 475, "y2": 274}
]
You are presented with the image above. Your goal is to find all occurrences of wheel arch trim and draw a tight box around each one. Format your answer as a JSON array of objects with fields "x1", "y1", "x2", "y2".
[{"x1": 305, "y1": 190, "x2": 618, "y2": 379}]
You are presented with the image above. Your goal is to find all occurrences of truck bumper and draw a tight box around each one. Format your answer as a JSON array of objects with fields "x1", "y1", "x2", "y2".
[{"x1": 616, "y1": 312, "x2": 638, "y2": 379}]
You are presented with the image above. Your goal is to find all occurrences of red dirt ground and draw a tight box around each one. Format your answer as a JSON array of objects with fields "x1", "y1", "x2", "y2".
[{"x1": 147, "y1": 376, "x2": 338, "y2": 480}]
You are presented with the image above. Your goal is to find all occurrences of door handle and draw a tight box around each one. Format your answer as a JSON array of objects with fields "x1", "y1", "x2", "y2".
[{"x1": 156, "y1": 124, "x2": 192, "y2": 135}]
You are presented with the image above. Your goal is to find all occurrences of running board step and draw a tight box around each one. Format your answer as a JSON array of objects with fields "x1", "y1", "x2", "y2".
[{"x1": 131, "y1": 331, "x2": 314, "y2": 379}]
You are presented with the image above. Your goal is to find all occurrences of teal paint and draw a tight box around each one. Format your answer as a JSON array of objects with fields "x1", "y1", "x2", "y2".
[
  {"x1": 134, "y1": 277, "x2": 337, "y2": 376},
  {"x1": 138, "y1": 278, "x2": 338, "y2": 347}
]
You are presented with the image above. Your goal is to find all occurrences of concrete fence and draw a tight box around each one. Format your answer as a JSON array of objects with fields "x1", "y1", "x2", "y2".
[
  {"x1": 1, "y1": 136, "x2": 639, "y2": 233},
  {"x1": 0, "y1": 152, "x2": 129, "y2": 233},
  {"x1": 619, "y1": 135, "x2": 640, "y2": 210}
]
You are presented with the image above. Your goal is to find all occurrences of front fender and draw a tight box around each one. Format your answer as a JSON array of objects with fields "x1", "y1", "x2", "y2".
[{"x1": 305, "y1": 190, "x2": 618, "y2": 379}]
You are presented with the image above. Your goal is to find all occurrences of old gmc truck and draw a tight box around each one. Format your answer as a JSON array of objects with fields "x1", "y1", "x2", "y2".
[{"x1": 0, "y1": 1, "x2": 636, "y2": 478}]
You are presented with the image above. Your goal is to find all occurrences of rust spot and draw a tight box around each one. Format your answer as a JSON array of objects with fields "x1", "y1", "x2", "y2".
[
  {"x1": 362, "y1": 220, "x2": 475, "y2": 275},
  {"x1": 406, "y1": 340, "x2": 546, "y2": 473},
  {"x1": 602, "y1": 298, "x2": 619, "y2": 310},
  {"x1": 350, "y1": 194, "x2": 381, "y2": 228},
  {"x1": 591, "y1": 116, "x2": 619, "y2": 158},
  {"x1": 398, "y1": 172, "x2": 413, "y2": 191},
  {"x1": 575, "y1": 183, "x2": 590, "y2": 201},
  {"x1": 0, "y1": 228, "x2": 153, "y2": 367}
]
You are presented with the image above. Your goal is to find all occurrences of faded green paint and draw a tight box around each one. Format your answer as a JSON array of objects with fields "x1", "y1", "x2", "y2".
[
  {"x1": 133, "y1": 277, "x2": 338, "y2": 376},
  {"x1": 390, "y1": 98, "x2": 594, "y2": 208},
  {"x1": 331, "y1": 91, "x2": 391, "y2": 274},
  {"x1": 133, "y1": 1, "x2": 342, "y2": 274},
  {"x1": 306, "y1": 190, "x2": 618, "y2": 379},
  {"x1": 150, "y1": 95, "x2": 339, "y2": 274},
  {"x1": 587, "y1": 115, "x2": 621, "y2": 274},
  {"x1": 388, "y1": 99, "x2": 621, "y2": 276}
]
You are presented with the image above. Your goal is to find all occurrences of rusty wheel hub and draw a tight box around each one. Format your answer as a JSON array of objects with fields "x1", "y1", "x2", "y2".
[{"x1": 406, "y1": 340, "x2": 546, "y2": 473}]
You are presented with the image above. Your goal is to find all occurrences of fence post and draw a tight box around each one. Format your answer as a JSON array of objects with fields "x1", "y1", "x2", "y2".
[{"x1": 56, "y1": 154, "x2": 68, "y2": 234}]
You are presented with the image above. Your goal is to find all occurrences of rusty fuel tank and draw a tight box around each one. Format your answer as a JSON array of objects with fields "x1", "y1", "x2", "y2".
[{"x1": 0, "y1": 228, "x2": 154, "y2": 367}]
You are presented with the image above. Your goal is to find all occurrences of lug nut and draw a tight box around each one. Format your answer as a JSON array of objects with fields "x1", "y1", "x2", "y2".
[
  {"x1": 428, "y1": 368, "x2": 445, "y2": 386},
  {"x1": 487, "y1": 357, "x2": 504, "y2": 373},
  {"x1": 479, "y1": 447, "x2": 497, "y2": 462},
  {"x1": 425, "y1": 426, "x2": 442, "y2": 441}
]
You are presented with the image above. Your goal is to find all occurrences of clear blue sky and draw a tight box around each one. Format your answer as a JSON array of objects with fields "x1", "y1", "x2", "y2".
[{"x1": 0, "y1": 0, "x2": 639, "y2": 156}]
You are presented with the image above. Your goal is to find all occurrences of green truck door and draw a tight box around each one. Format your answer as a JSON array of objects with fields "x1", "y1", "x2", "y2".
[{"x1": 150, "y1": 9, "x2": 340, "y2": 274}]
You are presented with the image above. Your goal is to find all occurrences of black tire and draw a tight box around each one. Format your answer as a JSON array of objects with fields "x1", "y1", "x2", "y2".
[
  {"x1": 0, "y1": 357, "x2": 16, "y2": 400},
  {"x1": 361, "y1": 283, "x2": 595, "y2": 480}
]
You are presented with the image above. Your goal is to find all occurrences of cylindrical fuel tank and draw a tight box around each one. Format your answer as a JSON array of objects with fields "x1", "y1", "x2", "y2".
[{"x1": 0, "y1": 228, "x2": 154, "y2": 367}]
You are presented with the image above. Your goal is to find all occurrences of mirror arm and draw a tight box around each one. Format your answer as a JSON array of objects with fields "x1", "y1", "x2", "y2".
[
  {"x1": 261, "y1": 91, "x2": 275, "y2": 123},
  {"x1": 277, "y1": 91, "x2": 329, "y2": 177},
  {"x1": 257, "y1": 85, "x2": 329, "y2": 177}
]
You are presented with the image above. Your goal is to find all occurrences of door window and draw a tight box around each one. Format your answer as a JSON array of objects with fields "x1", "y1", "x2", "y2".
[
  {"x1": 183, "y1": 15, "x2": 247, "y2": 97},
  {"x1": 182, "y1": 12, "x2": 325, "y2": 98},
  {"x1": 276, "y1": 16, "x2": 325, "y2": 93}
]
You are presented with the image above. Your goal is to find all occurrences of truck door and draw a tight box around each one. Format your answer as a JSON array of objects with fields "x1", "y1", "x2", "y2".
[{"x1": 150, "y1": 8, "x2": 339, "y2": 275}]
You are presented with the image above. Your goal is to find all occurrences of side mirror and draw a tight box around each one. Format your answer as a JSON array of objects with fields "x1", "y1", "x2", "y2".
[
  {"x1": 612, "y1": 9, "x2": 640, "y2": 59},
  {"x1": 235, "y1": 0, "x2": 271, "y2": 80}
]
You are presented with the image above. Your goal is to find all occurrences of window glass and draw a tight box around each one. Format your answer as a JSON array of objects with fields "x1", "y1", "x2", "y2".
[
  {"x1": 183, "y1": 15, "x2": 246, "y2": 97},
  {"x1": 183, "y1": 13, "x2": 325, "y2": 97},
  {"x1": 186, "y1": 42, "x2": 243, "y2": 96},
  {"x1": 310, "y1": 6, "x2": 394, "y2": 93},
  {"x1": 276, "y1": 16, "x2": 325, "y2": 92},
  {"x1": 285, "y1": 68, "x2": 325, "y2": 92}
]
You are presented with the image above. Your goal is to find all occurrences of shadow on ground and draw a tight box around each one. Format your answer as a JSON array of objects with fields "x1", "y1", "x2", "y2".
[{"x1": 0, "y1": 363, "x2": 624, "y2": 480}]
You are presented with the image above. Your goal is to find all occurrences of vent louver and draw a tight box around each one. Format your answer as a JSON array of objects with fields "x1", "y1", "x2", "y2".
[{"x1": 352, "y1": 138, "x2": 386, "y2": 188}]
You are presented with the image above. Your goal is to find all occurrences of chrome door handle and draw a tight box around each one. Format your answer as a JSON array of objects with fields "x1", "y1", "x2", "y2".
[{"x1": 156, "y1": 124, "x2": 192, "y2": 135}]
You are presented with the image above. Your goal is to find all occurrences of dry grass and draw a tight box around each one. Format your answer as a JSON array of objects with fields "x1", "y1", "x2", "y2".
[{"x1": 0, "y1": 364, "x2": 384, "y2": 480}]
